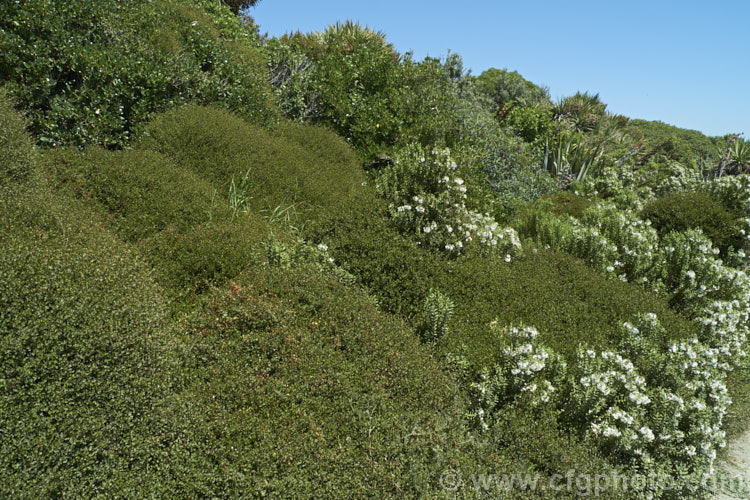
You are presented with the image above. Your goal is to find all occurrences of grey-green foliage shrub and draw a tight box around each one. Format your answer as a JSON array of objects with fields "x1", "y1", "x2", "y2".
[
  {"x1": 138, "y1": 105, "x2": 363, "y2": 222},
  {"x1": 46, "y1": 147, "x2": 221, "y2": 242},
  {"x1": 0, "y1": 185, "x2": 175, "y2": 497},
  {"x1": 452, "y1": 98, "x2": 558, "y2": 218},
  {"x1": 423, "y1": 289, "x2": 454, "y2": 342},
  {"x1": 0, "y1": 88, "x2": 36, "y2": 185},
  {"x1": 0, "y1": 0, "x2": 276, "y2": 147}
]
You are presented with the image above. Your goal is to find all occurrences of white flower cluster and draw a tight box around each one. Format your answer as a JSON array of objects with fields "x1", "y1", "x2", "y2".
[
  {"x1": 378, "y1": 144, "x2": 522, "y2": 259},
  {"x1": 473, "y1": 322, "x2": 566, "y2": 430}
]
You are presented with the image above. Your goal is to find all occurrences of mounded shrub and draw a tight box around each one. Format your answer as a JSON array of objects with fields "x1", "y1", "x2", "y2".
[
  {"x1": 0, "y1": 88, "x2": 36, "y2": 186},
  {"x1": 46, "y1": 146, "x2": 222, "y2": 241},
  {"x1": 142, "y1": 214, "x2": 272, "y2": 297},
  {"x1": 138, "y1": 105, "x2": 364, "y2": 222},
  {"x1": 169, "y1": 265, "x2": 501, "y2": 497},
  {"x1": 640, "y1": 190, "x2": 742, "y2": 254},
  {"x1": 0, "y1": 186, "x2": 176, "y2": 497}
]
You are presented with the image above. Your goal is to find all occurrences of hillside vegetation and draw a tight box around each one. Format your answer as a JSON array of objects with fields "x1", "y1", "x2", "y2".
[{"x1": 2, "y1": 1, "x2": 750, "y2": 498}]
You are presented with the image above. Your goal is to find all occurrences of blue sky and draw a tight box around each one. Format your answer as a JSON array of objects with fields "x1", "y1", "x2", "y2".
[{"x1": 249, "y1": 0, "x2": 749, "y2": 138}]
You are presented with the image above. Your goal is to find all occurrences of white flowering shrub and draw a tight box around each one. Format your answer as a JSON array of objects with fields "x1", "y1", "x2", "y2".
[
  {"x1": 704, "y1": 174, "x2": 750, "y2": 216},
  {"x1": 472, "y1": 322, "x2": 566, "y2": 429},
  {"x1": 659, "y1": 229, "x2": 750, "y2": 312},
  {"x1": 564, "y1": 314, "x2": 732, "y2": 497},
  {"x1": 652, "y1": 161, "x2": 702, "y2": 196},
  {"x1": 569, "y1": 347, "x2": 655, "y2": 464},
  {"x1": 263, "y1": 237, "x2": 356, "y2": 284},
  {"x1": 376, "y1": 143, "x2": 521, "y2": 258},
  {"x1": 581, "y1": 202, "x2": 661, "y2": 281}
]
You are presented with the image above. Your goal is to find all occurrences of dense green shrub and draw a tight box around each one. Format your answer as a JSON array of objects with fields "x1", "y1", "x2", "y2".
[
  {"x1": 451, "y1": 99, "x2": 557, "y2": 218},
  {"x1": 169, "y1": 265, "x2": 502, "y2": 497},
  {"x1": 266, "y1": 23, "x2": 461, "y2": 159},
  {"x1": 0, "y1": 0, "x2": 276, "y2": 147},
  {"x1": 138, "y1": 105, "x2": 363, "y2": 222},
  {"x1": 0, "y1": 88, "x2": 36, "y2": 185},
  {"x1": 310, "y1": 197, "x2": 698, "y2": 372},
  {"x1": 540, "y1": 191, "x2": 592, "y2": 218},
  {"x1": 504, "y1": 103, "x2": 556, "y2": 144},
  {"x1": 475, "y1": 68, "x2": 551, "y2": 109},
  {"x1": 46, "y1": 147, "x2": 222, "y2": 241},
  {"x1": 142, "y1": 214, "x2": 271, "y2": 296},
  {"x1": 640, "y1": 191, "x2": 742, "y2": 254},
  {"x1": 0, "y1": 185, "x2": 177, "y2": 497}
]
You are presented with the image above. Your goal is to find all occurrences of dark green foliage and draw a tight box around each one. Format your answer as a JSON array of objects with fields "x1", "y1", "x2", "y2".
[
  {"x1": 640, "y1": 191, "x2": 743, "y2": 253},
  {"x1": 553, "y1": 92, "x2": 609, "y2": 133},
  {"x1": 540, "y1": 191, "x2": 592, "y2": 218},
  {"x1": 627, "y1": 119, "x2": 720, "y2": 164},
  {"x1": 0, "y1": 0, "x2": 276, "y2": 147},
  {"x1": 220, "y1": 0, "x2": 261, "y2": 14},
  {"x1": 139, "y1": 105, "x2": 364, "y2": 221},
  {"x1": 143, "y1": 214, "x2": 271, "y2": 296},
  {"x1": 169, "y1": 266, "x2": 494, "y2": 496},
  {"x1": 0, "y1": 88, "x2": 36, "y2": 185},
  {"x1": 46, "y1": 147, "x2": 222, "y2": 241},
  {"x1": 0, "y1": 185, "x2": 176, "y2": 497}
]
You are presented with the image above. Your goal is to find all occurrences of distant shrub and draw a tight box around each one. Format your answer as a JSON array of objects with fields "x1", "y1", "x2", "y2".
[
  {"x1": 640, "y1": 191, "x2": 742, "y2": 254},
  {"x1": 46, "y1": 147, "x2": 221, "y2": 242},
  {"x1": 540, "y1": 191, "x2": 592, "y2": 218},
  {"x1": 267, "y1": 23, "x2": 461, "y2": 158}
]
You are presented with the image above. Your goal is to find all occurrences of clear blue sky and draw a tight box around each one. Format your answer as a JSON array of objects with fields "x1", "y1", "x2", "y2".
[{"x1": 249, "y1": 0, "x2": 749, "y2": 138}]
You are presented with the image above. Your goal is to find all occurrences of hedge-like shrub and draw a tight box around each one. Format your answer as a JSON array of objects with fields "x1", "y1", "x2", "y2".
[
  {"x1": 0, "y1": 88, "x2": 36, "y2": 186},
  {"x1": 46, "y1": 147, "x2": 222, "y2": 241},
  {"x1": 0, "y1": 186, "x2": 176, "y2": 497},
  {"x1": 640, "y1": 191, "x2": 742, "y2": 254},
  {"x1": 138, "y1": 105, "x2": 364, "y2": 222}
]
